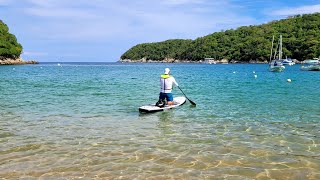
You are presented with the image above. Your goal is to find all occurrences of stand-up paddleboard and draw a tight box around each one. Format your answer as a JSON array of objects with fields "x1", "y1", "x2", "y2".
[{"x1": 139, "y1": 96, "x2": 186, "y2": 113}]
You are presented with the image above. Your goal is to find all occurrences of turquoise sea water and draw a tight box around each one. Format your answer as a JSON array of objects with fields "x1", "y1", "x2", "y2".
[{"x1": 0, "y1": 62, "x2": 319, "y2": 179}]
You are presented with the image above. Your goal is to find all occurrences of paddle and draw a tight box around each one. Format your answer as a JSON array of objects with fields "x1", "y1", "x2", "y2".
[{"x1": 177, "y1": 86, "x2": 196, "y2": 106}]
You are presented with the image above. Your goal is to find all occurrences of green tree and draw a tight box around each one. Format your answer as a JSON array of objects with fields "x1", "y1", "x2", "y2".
[{"x1": 0, "y1": 20, "x2": 22, "y2": 59}]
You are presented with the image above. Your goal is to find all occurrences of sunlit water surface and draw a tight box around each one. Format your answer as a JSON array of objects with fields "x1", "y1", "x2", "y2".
[{"x1": 0, "y1": 63, "x2": 319, "y2": 179}]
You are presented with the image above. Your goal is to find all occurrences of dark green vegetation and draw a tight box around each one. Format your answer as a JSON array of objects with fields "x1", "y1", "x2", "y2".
[
  {"x1": 121, "y1": 13, "x2": 320, "y2": 62},
  {"x1": 0, "y1": 20, "x2": 22, "y2": 59}
]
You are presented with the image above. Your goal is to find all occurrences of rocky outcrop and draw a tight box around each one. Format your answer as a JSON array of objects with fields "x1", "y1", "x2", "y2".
[
  {"x1": 216, "y1": 59, "x2": 229, "y2": 64},
  {"x1": 0, "y1": 57, "x2": 38, "y2": 65}
]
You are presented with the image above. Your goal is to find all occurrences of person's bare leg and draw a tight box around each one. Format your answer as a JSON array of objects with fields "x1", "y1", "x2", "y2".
[{"x1": 167, "y1": 101, "x2": 174, "y2": 105}]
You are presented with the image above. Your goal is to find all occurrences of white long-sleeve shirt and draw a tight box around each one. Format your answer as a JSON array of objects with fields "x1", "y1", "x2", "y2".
[{"x1": 160, "y1": 74, "x2": 178, "y2": 93}]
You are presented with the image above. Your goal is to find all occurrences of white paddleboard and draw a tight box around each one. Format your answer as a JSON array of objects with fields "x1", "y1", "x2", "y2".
[{"x1": 139, "y1": 96, "x2": 186, "y2": 113}]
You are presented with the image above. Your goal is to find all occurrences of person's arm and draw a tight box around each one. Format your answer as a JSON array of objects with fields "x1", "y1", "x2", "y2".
[{"x1": 172, "y1": 77, "x2": 178, "y2": 87}]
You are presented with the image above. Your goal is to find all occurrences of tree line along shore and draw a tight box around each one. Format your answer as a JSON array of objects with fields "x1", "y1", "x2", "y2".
[
  {"x1": 0, "y1": 20, "x2": 38, "y2": 65},
  {"x1": 120, "y1": 13, "x2": 320, "y2": 63}
]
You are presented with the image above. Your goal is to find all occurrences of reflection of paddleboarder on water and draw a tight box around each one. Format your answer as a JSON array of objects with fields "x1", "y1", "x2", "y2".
[{"x1": 156, "y1": 68, "x2": 179, "y2": 107}]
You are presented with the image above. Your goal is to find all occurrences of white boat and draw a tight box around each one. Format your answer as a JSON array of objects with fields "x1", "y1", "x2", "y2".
[
  {"x1": 269, "y1": 60, "x2": 285, "y2": 72},
  {"x1": 300, "y1": 58, "x2": 320, "y2": 71},
  {"x1": 282, "y1": 58, "x2": 295, "y2": 66},
  {"x1": 269, "y1": 35, "x2": 285, "y2": 72},
  {"x1": 204, "y1": 58, "x2": 216, "y2": 64}
]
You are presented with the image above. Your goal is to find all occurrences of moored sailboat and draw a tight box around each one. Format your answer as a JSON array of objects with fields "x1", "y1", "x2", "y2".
[{"x1": 269, "y1": 35, "x2": 285, "y2": 72}]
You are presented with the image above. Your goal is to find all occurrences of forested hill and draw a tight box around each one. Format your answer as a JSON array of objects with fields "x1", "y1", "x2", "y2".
[
  {"x1": 120, "y1": 13, "x2": 320, "y2": 63},
  {"x1": 0, "y1": 20, "x2": 22, "y2": 60}
]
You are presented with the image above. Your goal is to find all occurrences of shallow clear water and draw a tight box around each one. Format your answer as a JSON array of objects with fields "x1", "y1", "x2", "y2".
[{"x1": 0, "y1": 62, "x2": 319, "y2": 179}]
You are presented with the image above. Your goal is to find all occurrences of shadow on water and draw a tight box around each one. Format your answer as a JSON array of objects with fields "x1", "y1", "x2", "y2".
[
  {"x1": 138, "y1": 109, "x2": 174, "y2": 119},
  {"x1": 188, "y1": 104, "x2": 197, "y2": 108},
  {"x1": 157, "y1": 111, "x2": 174, "y2": 122},
  {"x1": 156, "y1": 111, "x2": 177, "y2": 136}
]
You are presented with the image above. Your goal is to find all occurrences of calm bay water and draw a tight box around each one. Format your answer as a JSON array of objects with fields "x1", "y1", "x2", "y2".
[{"x1": 0, "y1": 62, "x2": 319, "y2": 179}]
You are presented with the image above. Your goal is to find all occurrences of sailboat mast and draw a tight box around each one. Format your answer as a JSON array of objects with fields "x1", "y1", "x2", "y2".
[
  {"x1": 279, "y1": 35, "x2": 282, "y2": 59},
  {"x1": 274, "y1": 40, "x2": 279, "y2": 60},
  {"x1": 270, "y1": 35, "x2": 274, "y2": 62}
]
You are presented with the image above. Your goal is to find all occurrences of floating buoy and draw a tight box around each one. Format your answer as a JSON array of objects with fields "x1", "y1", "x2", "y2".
[
  {"x1": 254, "y1": 74, "x2": 257, "y2": 78},
  {"x1": 57, "y1": 63, "x2": 61, "y2": 66},
  {"x1": 253, "y1": 71, "x2": 255, "y2": 74},
  {"x1": 287, "y1": 79, "x2": 292, "y2": 83},
  {"x1": 233, "y1": 71, "x2": 236, "y2": 74}
]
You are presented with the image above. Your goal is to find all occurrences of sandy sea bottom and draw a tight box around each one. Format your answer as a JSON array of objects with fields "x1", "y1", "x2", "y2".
[{"x1": 0, "y1": 63, "x2": 319, "y2": 179}]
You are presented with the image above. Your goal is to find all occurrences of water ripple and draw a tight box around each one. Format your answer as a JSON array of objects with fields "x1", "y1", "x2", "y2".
[{"x1": 0, "y1": 63, "x2": 319, "y2": 179}]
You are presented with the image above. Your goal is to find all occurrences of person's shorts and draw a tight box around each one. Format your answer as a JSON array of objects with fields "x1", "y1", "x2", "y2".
[{"x1": 159, "y1": 92, "x2": 173, "y2": 101}]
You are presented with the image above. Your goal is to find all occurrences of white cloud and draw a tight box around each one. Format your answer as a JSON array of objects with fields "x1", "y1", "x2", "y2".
[
  {"x1": 15, "y1": 0, "x2": 255, "y2": 42},
  {"x1": 22, "y1": 50, "x2": 49, "y2": 61},
  {"x1": 23, "y1": 0, "x2": 100, "y2": 19},
  {"x1": 25, "y1": 7, "x2": 98, "y2": 19},
  {"x1": 23, "y1": 51, "x2": 48, "y2": 56},
  {"x1": 272, "y1": 4, "x2": 320, "y2": 16},
  {"x1": 0, "y1": 0, "x2": 10, "y2": 5},
  {"x1": 162, "y1": 0, "x2": 205, "y2": 6}
]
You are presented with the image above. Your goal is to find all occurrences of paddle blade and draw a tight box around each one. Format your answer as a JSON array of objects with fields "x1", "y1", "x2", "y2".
[
  {"x1": 177, "y1": 86, "x2": 196, "y2": 106},
  {"x1": 188, "y1": 98, "x2": 196, "y2": 106}
]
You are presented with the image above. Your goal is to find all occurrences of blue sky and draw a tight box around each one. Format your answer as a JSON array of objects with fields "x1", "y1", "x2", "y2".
[{"x1": 1, "y1": 0, "x2": 320, "y2": 62}]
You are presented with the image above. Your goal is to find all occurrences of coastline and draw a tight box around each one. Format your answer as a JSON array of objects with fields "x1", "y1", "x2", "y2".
[
  {"x1": 0, "y1": 57, "x2": 38, "y2": 65},
  {"x1": 118, "y1": 58, "x2": 301, "y2": 64},
  {"x1": 119, "y1": 59, "x2": 268, "y2": 64}
]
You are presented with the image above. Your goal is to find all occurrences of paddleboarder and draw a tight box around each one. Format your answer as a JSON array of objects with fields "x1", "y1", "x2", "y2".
[{"x1": 156, "y1": 68, "x2": 179, "y2": 107}]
